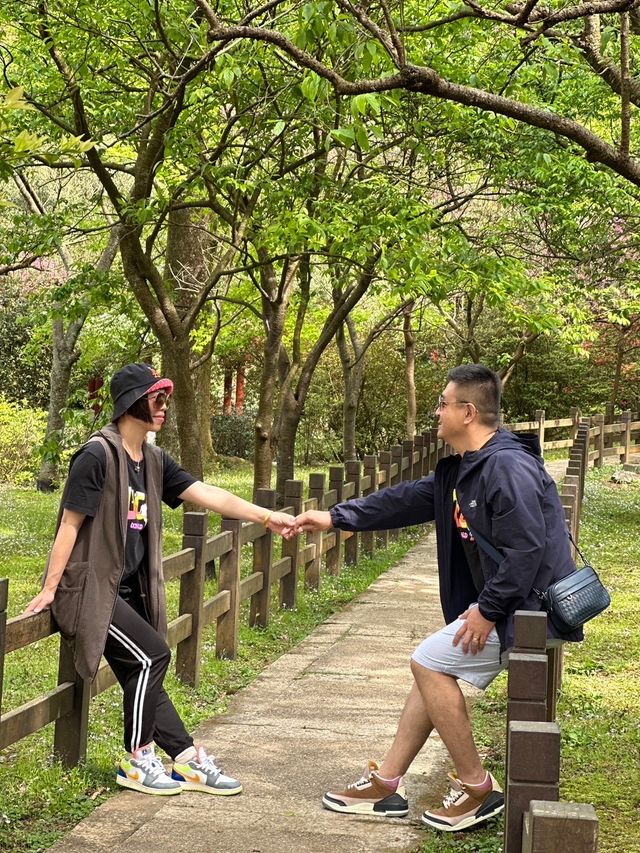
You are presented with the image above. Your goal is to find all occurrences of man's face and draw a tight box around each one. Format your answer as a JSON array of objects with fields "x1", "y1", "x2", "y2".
[{"x1": 434, "y1": 382, "x2": 471, "y2": 444}]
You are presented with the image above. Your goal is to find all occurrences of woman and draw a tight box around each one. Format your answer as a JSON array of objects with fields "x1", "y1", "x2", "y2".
[{"x1": 25, "y1": 363, "x2": 294, "y2": 796}]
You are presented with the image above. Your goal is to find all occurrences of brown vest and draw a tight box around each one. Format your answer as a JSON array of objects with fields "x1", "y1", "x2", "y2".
[{"x1": 49, "y1": 424, "x2": 167, "y2": 680}]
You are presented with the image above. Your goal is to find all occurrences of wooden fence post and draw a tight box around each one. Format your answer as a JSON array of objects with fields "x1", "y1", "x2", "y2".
[
  {"x1": 535, "y1": 409, "x2": 545, "y2": 451},
  {"x1": 570, "y1": 406, "x2": 580, "y2": 442},
  {"x1": 594, "y1": 413, "x2": 605, "y2": 467},
  {"x1": 281, "y1": 480, "x2": 304, "y2": 606},
  {"x1": 505, "y1": 721, "x2": 560, "y2": 853},
  {"x1": 621, "y1": 410, "x2": 632, "y2": 463},
  {"x1": 522, "y1": 801, "x2": 598, "y2": 852},
  {"x1": 250, "y1": 489, "x2": 276, "y2": 628},
  {"x1": 604, "y1": 401, "x2": 615, "y2": 448},
  {"x1": 421, "y1": 431, "x2": 432, "y2": 476},
  {"x1": 0, "y1": 578, "x2": 7, "y2": 720},
  {"x1": 361, "y1": 455, "x2": 378, "y2": 557},
  {"x1": 216, "y1": 517, "x2": 242, "y2": 659},
  {"x1": 377, "y1": 452, "x2": 391, "y2": 551},
  {"x1": 325, "y1": 467, "x2": 344, "y2": 575},
  {"x1": 305, "y1": 474, "x2": 324, "y2": 589},
  {"x1": 53, "y1": 638, "x2": 91, "y2": 768},
  {"x1": 176, "y1": 511, "x2": 207, "y2": 687},
  {"x1": 344, "y1": 460, "x2": 361, "y2": 565},
  {"x1": 412, "y1": 435, "x2": 423, "y2": 480},
  {"x1": 390, "y1": 446, "x2": 402, "y2": 540}
]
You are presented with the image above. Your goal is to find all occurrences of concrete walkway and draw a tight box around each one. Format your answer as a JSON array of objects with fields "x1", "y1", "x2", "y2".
[{"x1": 48, "y1": 529, "x2": 465, "y2": 853}]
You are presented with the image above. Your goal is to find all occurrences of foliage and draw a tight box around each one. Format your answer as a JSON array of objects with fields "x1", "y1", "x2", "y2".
[
  {"x1": 0, "y1": 396, "x2": 47, "y2": 484},
  {"x1": 210, "y1": 411, "x2": 256, "y2": 460},
  {"x1": 0, "y1": 280, "x2": 51, "y2": 406}
]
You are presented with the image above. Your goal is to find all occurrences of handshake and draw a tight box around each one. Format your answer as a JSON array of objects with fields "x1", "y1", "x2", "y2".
[{"x1": 267, "y1": 510, "x2": 333, "y2": 539}]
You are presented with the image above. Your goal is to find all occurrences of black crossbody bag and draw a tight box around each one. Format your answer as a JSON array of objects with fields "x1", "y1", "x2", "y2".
[{"x1": 467, "y1": 524, "x2": 611, "y2": 635}]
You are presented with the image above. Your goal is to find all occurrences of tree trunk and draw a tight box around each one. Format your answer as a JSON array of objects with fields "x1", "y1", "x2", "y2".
[
  {"x1": 36, "y1": 319, "x2": 81, "y2": 491},
  {"x1": 223, "y1": 368, "x2": 233, "y2": 414},
  {"x1": 235, "y1": 366, "x2": 245, "y2": 414},
  {"x1": 195, "y1": 354, "x2": 213, "y2": 466},
  {"x1": 274, "y1": 385, "x2": 301, "y2": 500},
  {"x1": 336, "y1": 321, "x2": 365, "y2": 461},
  {"x1": 36, "y1": 225, "x2": 121, "y2": 490},
  {"x1": 161, "y1": 334, "x2": 203, "y2": 479},
  {"x1": 403, "y1": 301, "x2": 417, "y2": 438}
]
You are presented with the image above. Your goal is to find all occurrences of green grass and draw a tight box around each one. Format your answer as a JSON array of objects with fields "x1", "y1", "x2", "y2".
[
  {"x1": 2, "y1": 463, "x2": 637, "y2": 852},
  {"x1": 416, "y1": 464, "x2": 640, "y2": 853},
  {"x1": 0, "y1": 464, "x2": 423, "y2": 852}
]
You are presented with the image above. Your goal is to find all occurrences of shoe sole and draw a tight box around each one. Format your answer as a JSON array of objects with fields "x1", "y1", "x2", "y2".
[
  {"x1": 116, "y1": 776, "x2": 181, "y2": 796},
  {"x1": 176, "y1": 780, "x2": 243, "y2": 795},
  {"x1": 322, "y1": 793, "x2": 409, "y2": 817},
  {"x1": 421, "y1": 793, "x2": 504, "y2": 831}
]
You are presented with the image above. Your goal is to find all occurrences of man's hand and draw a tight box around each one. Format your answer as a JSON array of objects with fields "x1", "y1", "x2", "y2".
[
  {"x1": 23, "y1": 587, "x2": 55, "y2": 616},
  {"x1": 453, "y1": 605, "x2": 495, "y2": 654},
  {"x1": 285, "y1": 510, "x2": 333, "y2": 539}
]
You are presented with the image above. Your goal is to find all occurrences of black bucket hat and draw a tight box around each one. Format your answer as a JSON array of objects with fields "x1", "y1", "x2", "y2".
[{"x1": 110, "y1": 363, "x2": 174, "y2": 421}]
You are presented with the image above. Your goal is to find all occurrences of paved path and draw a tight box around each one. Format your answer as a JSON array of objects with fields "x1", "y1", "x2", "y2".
[
  {"x1": 47, "y1": 460, "x2": 567, "y2": 853},
  {"x1": 48, "y1": 530, "x2": 461, "y2": 853}
]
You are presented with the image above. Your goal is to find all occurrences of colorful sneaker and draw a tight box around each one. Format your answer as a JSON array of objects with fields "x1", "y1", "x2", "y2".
[
  {"x1": 322, "y1": 760, "x2": 409, "y2": 816},
  {"x1": 172, "y1": 746, "x2": 242, "y2": 795},
  {"x1": 421, "y1": 771, "x2": 504, "y2": 831},
  {"x1": 116, "y1": 746, "x2": 181, "y2": 796}
]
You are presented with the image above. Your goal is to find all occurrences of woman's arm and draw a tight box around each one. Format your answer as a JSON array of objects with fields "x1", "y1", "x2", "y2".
[{"x1": 23, "y1": 509, "x2": 86, "y2": 614}]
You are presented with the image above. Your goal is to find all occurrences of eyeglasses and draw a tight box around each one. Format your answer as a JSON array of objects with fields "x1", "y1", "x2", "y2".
[
  {"x1": 147, "y1": 391, "x2": 172, "y2": 408},
  {"x1": 436, "y1": 395, "x2": 471, "y2": 410}
]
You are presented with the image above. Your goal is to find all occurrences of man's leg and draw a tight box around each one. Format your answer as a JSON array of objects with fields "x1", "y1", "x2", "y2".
[
  {"x1": 410, "y1": 662, "x2": 484, "y2": 782},
  {"x1": 378, "y1": 682, "x2": 434, "y2": 778}
]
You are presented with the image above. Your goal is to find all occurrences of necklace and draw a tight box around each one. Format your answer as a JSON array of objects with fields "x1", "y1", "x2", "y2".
[{"x1": 122, "y1": 442, "x2": 143, "y2": 473}]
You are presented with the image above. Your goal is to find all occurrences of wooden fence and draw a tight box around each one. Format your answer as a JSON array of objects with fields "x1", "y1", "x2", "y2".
[{"x1": 0, "y1": 407, "x2": 638, "y2": 781}]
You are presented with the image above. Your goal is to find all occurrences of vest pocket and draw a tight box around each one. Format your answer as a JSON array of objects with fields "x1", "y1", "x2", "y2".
[{"x1": 51, "y1": 561, "x2": 88, "y2": 638}]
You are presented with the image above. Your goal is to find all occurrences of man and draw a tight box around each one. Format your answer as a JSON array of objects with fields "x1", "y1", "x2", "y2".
[
  {"x1": 291, "y1": 364, "x2": 581, "y2": 831},
  {"x1": 25, "y1": 363, "x2": 294, "y2": 797}
]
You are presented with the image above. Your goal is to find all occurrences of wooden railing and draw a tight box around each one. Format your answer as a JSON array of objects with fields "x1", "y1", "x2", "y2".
[
  {"x1": 0, "y1": 433, "x2": 452, "y2": 767},
  {"x1": 0, "y1": 405, "x2": 636, "y2": 791}
]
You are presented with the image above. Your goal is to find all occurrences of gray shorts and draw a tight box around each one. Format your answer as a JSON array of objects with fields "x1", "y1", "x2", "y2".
[{"x1": 411, "y1": 618, "x2": 505, "y2": 690}]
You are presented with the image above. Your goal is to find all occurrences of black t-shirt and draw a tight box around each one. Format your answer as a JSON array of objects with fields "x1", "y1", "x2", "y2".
[
  {"x1": 63, "y1": 443, "x2": 197, "y2": 587},
  {"x1": 453, "y1": 488, "x2": 485, "y2": 595}
]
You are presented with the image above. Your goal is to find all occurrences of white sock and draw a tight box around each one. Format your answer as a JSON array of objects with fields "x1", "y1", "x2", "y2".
[{"x1": 174, "y1": 745, "x2": 197, "y2": 764}]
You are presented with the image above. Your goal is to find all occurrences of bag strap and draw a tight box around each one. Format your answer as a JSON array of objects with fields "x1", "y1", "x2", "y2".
[
  {"x1": 469, "y1": 522, "x2": 590, "y2": 569},
  {"x1": 567, "y1": 530, "x2": 589, "y2": 567},
  {"x1": 465, "y1": 523, "x2": 504, "y2": 564}
]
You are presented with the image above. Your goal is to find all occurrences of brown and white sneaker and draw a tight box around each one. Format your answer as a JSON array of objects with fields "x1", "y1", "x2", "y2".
[
  {"x1": 421, "y1": 771, "x2": 504, "y2": 831},
  {"x1": 322, "y1": 760, "x2": 409, "y2": 816}
]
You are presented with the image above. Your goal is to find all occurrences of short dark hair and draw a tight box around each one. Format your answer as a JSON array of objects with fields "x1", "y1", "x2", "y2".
[
  {"x1": 446, "y1": 364, "x2": 501, "y2": 427},
  {"x1": 119, "y1": 395, "x2": 154, "y2": 425}
]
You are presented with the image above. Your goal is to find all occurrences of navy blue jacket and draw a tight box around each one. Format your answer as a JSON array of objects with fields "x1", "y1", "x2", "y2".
[{"x1": 330, "y1": 429, "x2": 583, "y2": 651}]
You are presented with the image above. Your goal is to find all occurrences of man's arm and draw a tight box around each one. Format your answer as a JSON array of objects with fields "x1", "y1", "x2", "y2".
[
  {"x1": 322, "y1": 476, "x2": 436, "y2": 533},
  {"x1": 476, "y1": 459, "x2": 547, "y2": 623}
]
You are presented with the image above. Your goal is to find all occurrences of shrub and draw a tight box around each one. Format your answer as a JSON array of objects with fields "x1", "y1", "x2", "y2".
[
  {"x1": 210, "y1": 411, "x2": 255, "y2": 460},
  {"x1": 0, "y1": 396, "x2": 47, "y2": 484}
]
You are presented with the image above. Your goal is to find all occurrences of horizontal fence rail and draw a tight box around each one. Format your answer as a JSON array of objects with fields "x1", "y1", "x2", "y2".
[{"x1": 1, "y1": 406, "x2": 638, "y2": 775}]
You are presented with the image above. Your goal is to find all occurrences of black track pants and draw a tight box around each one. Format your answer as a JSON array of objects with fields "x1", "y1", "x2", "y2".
[{"x1": 103, "y1": 591, "x2": 193, "y2": 758}]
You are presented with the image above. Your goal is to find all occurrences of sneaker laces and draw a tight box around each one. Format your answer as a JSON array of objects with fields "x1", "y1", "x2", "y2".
[
  {"x1": 135, "y1": 754, "x2": 167, "y2": 779},
  {"x1": 441, "y1": 775, "x2": 465, "y2": 809},
  {"x1": 194, "y1": 747, "x2": 221, "y2": 779},
  {"x1": 346, "y1": 760, "x2": 377, "y2": 791}
]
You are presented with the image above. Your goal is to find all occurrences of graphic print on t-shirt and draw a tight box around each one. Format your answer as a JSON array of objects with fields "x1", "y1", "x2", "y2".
[
  {"x1": 453, "y1": 488, "x2": 475, "y2": 542},
  {"x1": 128, "y1": 488, "x2": 148, "y2": 532}
]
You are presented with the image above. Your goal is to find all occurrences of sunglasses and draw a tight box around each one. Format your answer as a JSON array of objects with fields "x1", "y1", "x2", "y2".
[{"x1": 147, "y1": 391, "x2": 172, "y2": 408}]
